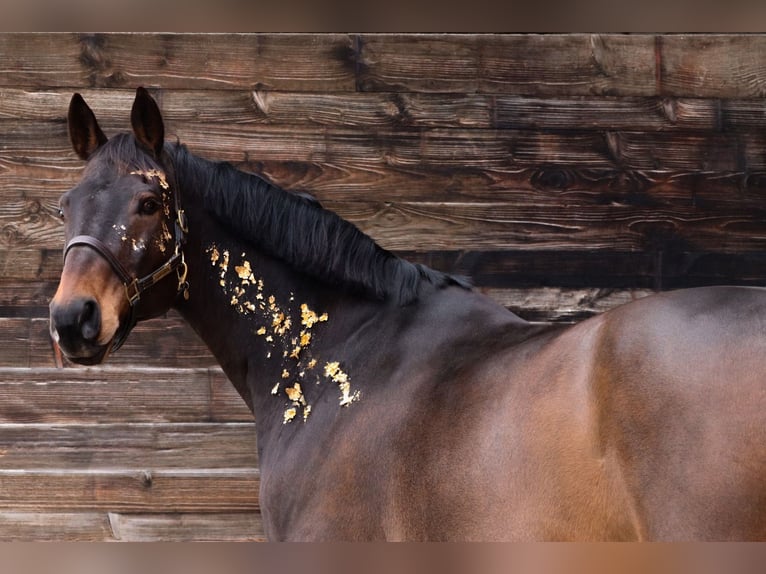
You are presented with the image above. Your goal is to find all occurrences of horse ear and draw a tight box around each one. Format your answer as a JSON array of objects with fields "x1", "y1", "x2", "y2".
[
  {"x1": 130, "y1": 87, "x2": 164, "y2": 158},
  {"x1": 68, "y1": 93, "x2": 108, "y2": 160}
]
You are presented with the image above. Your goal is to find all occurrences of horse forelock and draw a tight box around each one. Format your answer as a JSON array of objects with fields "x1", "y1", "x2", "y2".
[{"x1": 85, "y1": 133, "x2": 166, "y2": 180}]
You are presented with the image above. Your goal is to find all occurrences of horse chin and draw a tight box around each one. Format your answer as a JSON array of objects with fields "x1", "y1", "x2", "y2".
[{"x1": 60, "y1": 344, "x2": 111, "y2": 366}]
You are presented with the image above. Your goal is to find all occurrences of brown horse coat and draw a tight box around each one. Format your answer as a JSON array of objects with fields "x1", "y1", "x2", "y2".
[{"x1": 50, "y1": 89, "x2": 766, "y2": 540}]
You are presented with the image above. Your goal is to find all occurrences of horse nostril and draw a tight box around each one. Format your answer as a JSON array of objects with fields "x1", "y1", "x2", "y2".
[{"x1": 78, "y1": 299, "x2": 101, "y2": 342}]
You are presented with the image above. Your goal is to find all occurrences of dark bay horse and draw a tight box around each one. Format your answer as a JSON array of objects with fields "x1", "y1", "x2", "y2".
[{"x1": 50, "y1": 88, "x2": 766, "y2": 541}]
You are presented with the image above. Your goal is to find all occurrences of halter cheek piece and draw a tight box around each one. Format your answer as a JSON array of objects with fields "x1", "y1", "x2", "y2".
[{"x1": 62, "y1": 170, "x2": 189, "y2": 352}]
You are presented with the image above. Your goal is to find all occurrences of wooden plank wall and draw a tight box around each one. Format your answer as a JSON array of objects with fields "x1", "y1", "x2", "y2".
[{"x1": 1, "y1": 33, "x2": 766, "y2": 540}]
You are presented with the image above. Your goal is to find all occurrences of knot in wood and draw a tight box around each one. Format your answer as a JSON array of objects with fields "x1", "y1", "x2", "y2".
[{"x1": 530, "y1": 167, "x2": 576, "y2": 191}]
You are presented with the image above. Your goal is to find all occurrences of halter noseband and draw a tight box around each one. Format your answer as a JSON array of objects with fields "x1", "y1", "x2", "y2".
[{"x1": 63, "y1": 169, "x2": 189, "y2": 352}]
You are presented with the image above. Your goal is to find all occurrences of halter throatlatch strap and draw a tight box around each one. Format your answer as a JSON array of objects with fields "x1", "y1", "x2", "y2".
[{"x1": 62, "y1": 166, "x2": 188, "y2": 352}]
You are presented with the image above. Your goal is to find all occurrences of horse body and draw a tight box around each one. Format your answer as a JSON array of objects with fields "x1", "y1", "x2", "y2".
[{"x1": 49, "y1": 88, "x2": 766, "y2": 540}]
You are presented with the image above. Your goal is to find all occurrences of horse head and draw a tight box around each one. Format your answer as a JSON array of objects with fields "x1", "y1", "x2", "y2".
[{"x1": 49, "y1": 88, "x2": 188, "y2": 365}]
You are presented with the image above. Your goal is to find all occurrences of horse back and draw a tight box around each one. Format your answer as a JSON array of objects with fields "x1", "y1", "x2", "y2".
[
  {"x1": 591, "y1": 286, "x2": 766, "y2": 540},
  {"x1": 366, "y1": 286, "x2": 766, "y2": 540}
]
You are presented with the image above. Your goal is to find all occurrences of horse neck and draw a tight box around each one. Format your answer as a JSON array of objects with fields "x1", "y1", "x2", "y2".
[{"x1": 173, "y1": 194, "x2": 382, "y2": 428}]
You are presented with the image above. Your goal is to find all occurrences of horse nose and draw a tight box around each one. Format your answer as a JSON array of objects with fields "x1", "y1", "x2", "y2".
[{"x1": 50, "y1": 297, "x2": 102, "y2": 346}]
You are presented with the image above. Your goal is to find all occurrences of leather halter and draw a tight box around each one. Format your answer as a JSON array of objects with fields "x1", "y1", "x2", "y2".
[{"x1": 63, "y1": 169, "x2": 189, "y2": 352}]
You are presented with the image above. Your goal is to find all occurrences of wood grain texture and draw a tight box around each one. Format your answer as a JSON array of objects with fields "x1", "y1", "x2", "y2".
[
  {"x1": 0, "y1": 34, "x2": 356, "y2": 91},
  {"x1": 2, "y1": 33, "x2": 766, "y2": 541},
  {"x1": 3, "y1": 34, "x2": 766, "y2": 97},
  {"x1": 356, "y1": 34, "x2": 657, "y2": 95},
  {"x1": 108, "y1": 512, "x2": 264, "y2": 541},
  {"x1": 4, "y1": 161, "x2": 766, "y2": 259},
  {"x1": 0, "y1": 422, "x2": 257, "y2": 469},
  {"x1": 659, "y1": 35, "x2": 766, "y2": 97},
  {"x1": 0, "y1": 512, "x2": 112, "y2": 541},
  {"x1": 5, "y1": 88, "x2": 766, "y2": 132},
  {"x1": 0, "y1": 367, "x2": 252, "y2": 423},
  {"x1": 0, "y1": 510, "x2": 265, "y2": 541},
  {"x1": 0, "y1": 468, "x2": 259, "y2": 512},
  {"x1": 5, "y1": 123, "x2": 766, "y2": 193}
]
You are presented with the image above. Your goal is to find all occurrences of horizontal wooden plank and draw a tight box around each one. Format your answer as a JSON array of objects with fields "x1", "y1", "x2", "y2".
[
  {"x1": 7, "y1": 88, "x2": 766, "y2": 133},
  {"x1": 0, "y1": 318, "x2": 33, "y2": 367},
  {"x1": 4, "y1": 34, "x2": 766, "y2": 98},
  {"x1": 0, "y1": 468, "x2": 259, "y2": 512},
  {"x1": 495, "y1": 96, "x2": 766, "y2": 132},
  {"x1": 357, "y1": 34, "x2": 657, "y2": 95},
  {"x1": 0, "y1": 280, "x2": 57, "y2": 314},
  {"x1": 0, "y1": 88, "x2": 493, "y2": 129},
  {"x1": 0, "y1": 510, "x2": 264, "y2": 541},
  {"x1": 0, "y1": 512, "x2": 112, "y2": 541},
  {"x1": 173, "y1": 125, "x2": 766, "y2": 172},
  {"x1": 6, "y1": 122, "x2": 766, "y2": 187},
  {"x1": 336, "y1": 199, "x2": 766, "y2": 253},
  {"x1": 0, "y1": 366, "x2": 252, "y2": 423},
  {"x1": 660, "y1": 35, "x2": 766, "y2": 97},
  {"x1": 0, "y1": 423, "x2": 257, "y2": 469},
  {"x1": 108, "y1": 511, "x2": 264, "y2": 541},
  {"x1": 0, "y1": 33, "x2": 356, "y2": 91}
]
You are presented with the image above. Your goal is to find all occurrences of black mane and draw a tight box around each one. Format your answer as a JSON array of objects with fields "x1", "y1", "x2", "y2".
[{"x1": 166, "y1": 142, "x2": 469, "y2": 305}]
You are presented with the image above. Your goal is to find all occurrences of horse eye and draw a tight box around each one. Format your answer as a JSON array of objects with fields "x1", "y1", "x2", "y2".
[
  {"x1": 139, "y1": 198, "x2": 161, "y2": 215},
  {"x1": 57, "y1": 208, "x2": 65, "y2": 220}
]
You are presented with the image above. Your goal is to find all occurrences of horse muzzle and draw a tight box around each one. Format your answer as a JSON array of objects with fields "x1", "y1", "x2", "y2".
[{"x1": 49, "y1": 296, "x2": 111, "y2": 365}]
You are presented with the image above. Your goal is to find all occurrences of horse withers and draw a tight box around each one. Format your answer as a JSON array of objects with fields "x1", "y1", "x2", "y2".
[{"x1": 49, "y1": 88, "x2": 766, "y2": 540}]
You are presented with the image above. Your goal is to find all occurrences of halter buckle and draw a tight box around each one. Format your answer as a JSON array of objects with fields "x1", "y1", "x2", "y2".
[
  {"x1": 176, "y1": 209, "x2": 189, "y2": 234},
  {"x1": 125, "y1": 280, "x2": 141, "y2": 306}
]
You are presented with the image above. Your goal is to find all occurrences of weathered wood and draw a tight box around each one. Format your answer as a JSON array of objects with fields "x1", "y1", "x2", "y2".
[
  {"x1": 108, "y1": 511, "x2": 265, "y2": 541},
  {"x1": 4, "y1": 34, "x2": 766, "y2": 98},
  {"x1": 6, "y1": 123, "x2": 766, "y2": 195},
  {"x1": 0, "y1": 34, "x2": 356, "y2": 91},
  {"x1": 0, "y1": 367, "x2": 252, "y2": 423},
  {"x1": 659, "y1": 35, "x2": 766, "y2": 97},
  {"x1": 0, "y1": 468, "x2": 259, "y2": 512},
  {"x1": 173, "y1": 125, "x2": 766, "y2": 172},
  {"x1": 0, "y1": 422, "x2": 257, "y2": 469},
  {"x1": 0, "y1": 510, "x2": 265, "y2": 541},
  {"x1": 6, "y1": 88, "x2": 766, "y2": 133},
  {"x1": 0, "y1": 512, "x2": 112, "y2": 541},
  {"x1": 0, "y1": 281, "x2": 57, "y2": 314},
  {"x1": 0, "y1": 249, "x2": 60, "y2": 282},
  {"x1": 6, "y1": 150, "x2": 765, "y2": 211},
  {"x1": 3, "y1": 33, "x2": 766, "y2": 541},
  {"x1": 357, "y1": 34, "x2": 658, "y2": 95},
  {"x1": 335, "y1": 199, "x2": 766, "y2": 253},
  {"x1": 4, "y1": 174, "x2": 766, "y2": 259},
  {"x1": 209, "y1": 369, "x2": 256, "y2": 423}
]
